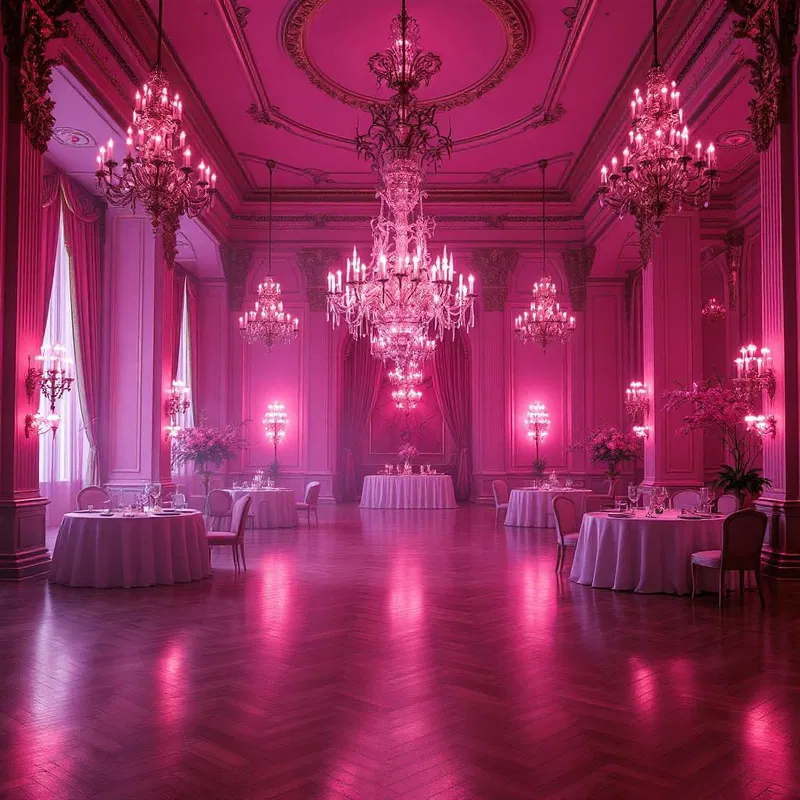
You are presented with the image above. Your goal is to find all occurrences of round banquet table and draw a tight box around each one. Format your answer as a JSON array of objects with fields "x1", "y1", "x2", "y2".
[
  {"x1": 49, "y1": 510, "x2": 209, "y2": 588},
  {"x1": 569, "y1": 509, "x2": 748, "y2": 595},
  {"x1": 504, "y1": 488, "x2": 592, "y2": 528},
  {"x1": 360, "y1": 475, "x2": 457, "y2": 509},
  {"x1": 226, "y1": 488, "x2": 298, "y2": 528}
]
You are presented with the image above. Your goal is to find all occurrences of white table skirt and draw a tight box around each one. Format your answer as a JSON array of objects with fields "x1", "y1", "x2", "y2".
[
  {"x1": 360, "y1": 475, "x2": 457, "y2": 509},
  {"x1": 227, "y1": 488, "x2": 298, "y2": 528},
  {"x1": 504, "y1": 489, "x2": 592, "y2": 528},
  {"x1": 49, "y1": 511, "x2": 209, "y2": 588},
  {"x1": 570, "y1": 510, "x2": 747, "y2": 595}
]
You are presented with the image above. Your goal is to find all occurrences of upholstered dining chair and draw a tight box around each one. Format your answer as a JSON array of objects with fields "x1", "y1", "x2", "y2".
[
  {"x1": 552, "y1": 495, "x2": 580, "y2": 574},
  {"x1": 77, "y1": 486, "x2": 110, "y2": 510},
  {"x1": 672, "y1": 489, "x2": 702, "y2": 510},
  {"x1": 691, "y1": 508, "x2": 767, "y2": 608},
  {"x1": 492, "y1": 480, "x2": 509, "y2": 523},
  {"x1": 716, "y1": 493, "x2": 739, "y2": 516},
  {"x1": 205, "y1": 489, "x2": 233, "y2": 532},
  {"x1": 296, "y1": 481, "x2": 321, "y2": 525},
  {"x1": 585, "y1": 476, "x2": 620, "y2": 514},
  {"x1": 207, "y1": 495, "x2": 251, "y2": 572}
]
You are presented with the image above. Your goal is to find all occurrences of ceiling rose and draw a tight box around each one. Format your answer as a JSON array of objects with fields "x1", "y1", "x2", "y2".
[{"x1": 281, "y1": 0, "x2": 531, "y2": 112}]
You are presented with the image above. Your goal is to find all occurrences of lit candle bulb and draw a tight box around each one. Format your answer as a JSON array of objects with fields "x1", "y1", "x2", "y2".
[
  {"x1": 601, "y1": 165, "x2": 608, "y2": 184},
  {"x1": 468, "y1": 274, "x2": 475, "y2": 294},
  {"x1": 210, "y1": 173, "x2": 217, "y2": 189},
  {"x1": 706, "y1": 143, "x2": 715, "y2": 168},
  {"x1": 695, "y1": 141, "x2": 702, "y2": 161},
  {"x1": 611, "y1": 157, "x2": 618, "y2": 174}
]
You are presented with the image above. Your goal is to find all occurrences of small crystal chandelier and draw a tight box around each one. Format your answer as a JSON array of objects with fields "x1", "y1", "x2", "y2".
[
  {"x1": 701, "y1": 297, "x2": 726, "y2": 322},
  {"x1": 526, "y1": 401, "x2": 550, "y2": 473},
  {"x1": 745, "y1": 414, "x2": 777, "y2": 438},
  {"x1": 263, "y1": 401, "x2": 288, "y2": 464},
  {"x1": 734, "y1": 343, "x2": 776, "y2": 401},
  {"x1": 598, "y1": 0, "x2": 719, "y2": 266},
  {"x1": 514, "y1": 161, "x2": 576, "y2": 352},
  {"x1": 389, "y1": 361, "x2": 423, "y2": 410},
  {"x1": 325, "y1": 1, "x2": 476, "y2": 354},
  {"x1": 165, "y1": 379, "x2": 191, "y2": 438},
  {"x1": 95, "y1": 0, "x2": 216, "y2": 267},
  {"x1": 239, "y1": 161, "x2": 299, "y2": 353}
]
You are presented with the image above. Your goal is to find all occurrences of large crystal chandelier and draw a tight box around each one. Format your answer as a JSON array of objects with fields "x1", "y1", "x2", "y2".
[
  {"x1": 95, "y1": 0, "x2": 216, "y2": 267},
  {"x1": 325, "y1": 1, "x2": 475, "y2": 353},
  {"x1": 514, "y1": 161, "x2": 576, "y2": 352},
  {"x1": 239, "y1": 160, "x2": 299, "y2": 353},
  {"x1": 598, "y1": 0, "x2": 719, "y2": 265}
]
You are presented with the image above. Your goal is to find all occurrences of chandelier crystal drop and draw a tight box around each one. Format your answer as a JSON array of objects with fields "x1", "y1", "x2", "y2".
[
  {"x1": 598, "y1": 0, "x2": 719, "y2": 266},
  {"x1": 95, "y1": 0, "x2": 216, "y2": 267},
  {"x1": 514, "y1": 161, "x2": 576, "y2": 352},
  {"x1": 239, "y1": 160, "x2": 299, "y2": 353},
  {"x1": 326, "y1": 1, "x2": 476, "y2": 354}
]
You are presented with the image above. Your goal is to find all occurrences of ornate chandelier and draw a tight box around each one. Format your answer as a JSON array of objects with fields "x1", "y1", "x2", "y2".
[
  {"x1": 239, "y1": 161, "x2": 299, "y2": 353},
  {"x1": 701, "y1": 296, "x2": 726, "y2": 322},
  {"x1": 389, "y1": 361, "x2": 423, "y2": 411},
  {"x1": 325, "y1": 1, "x2": 475, "y2": 353},
  {"x1": 95, "y1": 0, "x2": 216, "y2": 267},
  {"x1": 370, "y1": 324, "x2": 436, "y2": 365},
  {"x1": 514, "y1": 161, "x2": 576, "y2": 352},
  {"x1": 598, "y1": 0, "x2": 719, "y2": 265}
]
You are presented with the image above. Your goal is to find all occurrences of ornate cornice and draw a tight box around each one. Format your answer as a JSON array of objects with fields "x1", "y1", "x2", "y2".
[
  {"x1": 729, "y1": 0, "x2": 799, "y2": 151},
  {"x1": 470, "y1": 248, "x2": 519, "y2": 311},
  {"x1": 1, "y1": 0, "x2": 81, "y2": 152},
  {"x1": 219, "y1": 244, "x2": 252, "y2": 310},
  {"x1": 296, "y1": 248, "x2": 340, "y2": 311},
  {"x1": 725, "y1": 227, "x2": 745, "y2": 309},
  {"x1": 562, "y1": 245, "x2": 596, "y2": 311}
]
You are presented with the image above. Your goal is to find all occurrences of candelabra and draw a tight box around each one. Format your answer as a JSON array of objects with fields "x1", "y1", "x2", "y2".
[
  {"x1": 745, "y1": 414, "x2": 777, "y2": 438},
  {"x1": 734, "y1": 344, "x2": 776, "y2": 401},
  {"x1": 24, "y1": 344, "x2": 74, "y2": 438},
  {"x1": 514, "y1": 162, "x2": 576, "y2": 351},
  {"x1": 526, "y1": 401, "x2": 550, "y2": 475},
  {"x1": 263, "y1": 402, "x2": 288, "y2": 472},
  {"x1": 701, "y1": 297, "x2": 726, "y2": 322},
  {"x1": 165, "y1": 379, "x2": 191, "y2": 438},
  {"x1": 624, "y1": 381, "x2": 650, "y2": 421},
  {"x1": 598, "y1": 0, "x2": 718, "y2": 265},
  {"x1": 94, "y1": 0, "x2": 216, "y2": 267}
]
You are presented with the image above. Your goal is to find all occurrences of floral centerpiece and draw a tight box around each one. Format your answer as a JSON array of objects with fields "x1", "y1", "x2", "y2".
[
  {"x1": 663, "y1": 381, "x2": 772, "y2": 506},
  {"x1": 574, "y1": 425, "x2": 642, "y2": 477},
  {"x1": 398, "y1": 441, "x2": 418, "y2": 468},
  {"x1": 171, "y1": 416, "x2": 247, "y2": 495}
]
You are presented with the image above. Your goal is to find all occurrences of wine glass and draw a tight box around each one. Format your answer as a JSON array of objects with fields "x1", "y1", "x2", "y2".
[
  {"x1": 628, "y1": 484, "x2": 638, "y2": 508},
  {"x1": 173, "y1": 493, "x2": 186, "y2": 510}
]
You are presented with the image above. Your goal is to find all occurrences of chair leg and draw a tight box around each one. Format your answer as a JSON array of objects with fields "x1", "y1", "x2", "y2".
[
  {"x1": 239, "y1": 541, "x2": 247, "y2": 571},
  {"x1": 739, "y1": 570, "x2": 745, "y2": 598},
  {"x1": 754, "y1": 567, "x2": 765, "y2": 607},
  {"x1": 555, "y1": 545, "x2": 562, "y2": 574},
  {"x1": 691, "y1": 562, "x2": 697, "y2": 599},
  {"x1": 718, "y1": 569, "x2": 724, "y2": 609},
  {"x1": 232, "y1": 544, "x2": 239, "y2": 571}
]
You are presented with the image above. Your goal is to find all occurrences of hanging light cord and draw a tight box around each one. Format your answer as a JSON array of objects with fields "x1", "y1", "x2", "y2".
[
  {"x1": 267, "y1": 160, "x2": 276, "y2": 276},
  {"x1": 156, "y1": 0, "x2": 164, "y2": 67},
  {"x1": 651, "y1": 0, "x2": 659, "y2": 67},
  {"x1": 540, "y1": 160, "x2": 547, "y2": 278}
]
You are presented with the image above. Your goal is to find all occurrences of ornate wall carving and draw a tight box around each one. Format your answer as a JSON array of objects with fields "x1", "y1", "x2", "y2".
[
  {"x1": 471, "y1": 249, "x2": 519, "y2": 311},
  {"x1": 562, "y1": 245, "x2": 596, "y2": 311},
  {"x1": 725, "y1": 227, "x2": 745, "y2": 309},
  {"x1": 219, "y1": 244, "x2": 252, "y2": 311},
  {"x1": 296, "y1": 248, "x2": 340, "y2": 311}
]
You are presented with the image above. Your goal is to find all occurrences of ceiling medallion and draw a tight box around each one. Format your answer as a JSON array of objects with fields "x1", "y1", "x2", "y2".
[
  {"x1": 714, "y1": 129, "x2": 753, "y2": 149},
  {"x1": 281, "y1": 0, "x2": 531, "y2": 112},
  {"x1": 52, "y1": 127, "x2": 97, "y2": 148}
]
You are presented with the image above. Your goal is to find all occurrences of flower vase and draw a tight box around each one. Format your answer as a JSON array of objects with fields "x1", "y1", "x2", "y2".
[{"x1": 199, "y1": 470, "x2": 211, "y2": 497}]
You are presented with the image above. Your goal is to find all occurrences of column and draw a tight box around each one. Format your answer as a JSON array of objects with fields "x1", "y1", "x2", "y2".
[{"x1": 641, "y1": 214, "x2": 704, "y2": 489}]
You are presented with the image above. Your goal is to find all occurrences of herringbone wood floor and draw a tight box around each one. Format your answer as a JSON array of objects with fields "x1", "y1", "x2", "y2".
[{"x1": 1, "y1": 505, "x2": 799, "y2": 800}]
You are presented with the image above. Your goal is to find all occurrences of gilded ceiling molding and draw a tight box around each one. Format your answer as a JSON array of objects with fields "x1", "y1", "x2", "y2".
[
  {"x1": 232, "y1": 1, "x2": 250, "y2": 29},
  {"x1": 1, "y1": 0, "x2": 80, "y2": 152},
  {"x1": 562, "y1": 245, "x2": 596, "y2": 311},
  {"x1": 231, "y1": 212, "x2": 584, "y2": 226},
  {"x1": 470, "y1": 249, "x2": 519, "y2": 311},
  {"x1": 219, "y1": 244, "x2": 252, "y2": 310},
  {"x1": 729, "y1": 0, "x2": 799, "y2": 151},
  {"x1": 561, "y1": 6, "x2": 579, "y2": 29},
  {"x1": 281, "y1": 0, "x2": 531, "y2": 112},
  {"x1": 725, "y1": 228, "x2": 745, "y2": 310},
  {"x1": 296, "y1": 248, "x2": 340, "y2": 311}
]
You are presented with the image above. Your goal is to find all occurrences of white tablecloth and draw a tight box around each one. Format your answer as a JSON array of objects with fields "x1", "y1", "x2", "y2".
[
  {"x1": 49, "y1": 511, "x2": 209, "y2": 588},
  {"x1": 570, "y1": 510, "x2": 736, "y2": 595},
  {"x1": 360, "y1": 475, "x2": 457, "y2": 509},
  {"x1": 226, "y1": 488, "x2": 298, "y2": 528},
  {"x1": 504, "y1": 488, "x2": 592, "y2": 527}
]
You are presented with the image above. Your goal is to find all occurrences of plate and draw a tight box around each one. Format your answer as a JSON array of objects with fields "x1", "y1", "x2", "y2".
[
  {"x1": 678, "y1": 514, "x2": 702, "y2": 520},
  {"x1": 608, "y1": 512, "x2": 633, "y2": 519}
]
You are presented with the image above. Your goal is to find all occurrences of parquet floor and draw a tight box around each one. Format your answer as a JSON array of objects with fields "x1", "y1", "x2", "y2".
[{"x1": 1, "y1": 505, "x2": 799, "y2": 800}]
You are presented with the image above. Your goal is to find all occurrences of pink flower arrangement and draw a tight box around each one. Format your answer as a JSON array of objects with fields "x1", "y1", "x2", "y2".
[
  {"x1": 398, "y1": 442, "x2": 419, "y2": 461},
  {"x1": 574, "y1": 425, "x2": 642, "y2": 475},
  {"x1": 172, "y1": 418, "x2": 246, "y2": 476}
]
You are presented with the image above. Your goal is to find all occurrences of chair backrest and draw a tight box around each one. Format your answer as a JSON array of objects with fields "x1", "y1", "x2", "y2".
[
  {"x1": 604, "y1": 476, "x2": 619, "y2": 499},
  {"x1": 77, "y1": 486, "x2": 110, "y2": 510},
  {"x1": 304, "y1": 481, "x2": 322, "y2": 507},
  {"x1": 209, "y1": 477, "x2": 223, "y2": 490},
  {"x1": 206, "y1": 488, "x2": 233, "y2": 516},
  {"x1": 552, "y1": 495, "x2": 579, "y2": 544},
  {"x1": 230, "y1": 495, "x2": 252, "y2": 540},
  {"x1": 492, "y1": 480, "x2": 509, "y2": 507},
  {"x1": 722, "y1": 509, "x2": 767, "y2": 569},
  {"x1": 716, "y1": 493, "x2": 739, "y2": 515},
  {"x1": 672, "y1": 489, "x2": 702, "y2": 510}
]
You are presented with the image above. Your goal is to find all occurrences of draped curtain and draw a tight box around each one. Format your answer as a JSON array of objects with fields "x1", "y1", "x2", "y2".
[
  {"x1": 41, "y1": 171, "x2": 62, "y2": 331},
  {"x1": 432, "y1": 331, "x2": 472, "y2": 501},
  {"x1": 185, "y1": 273, "x2": 200, "y2": 411},
  {"x1": 172, "y1": 266, "x2": 187, "y2": 380},
  {"x1": 338, "y1": 337, "x2": 382, "y2": 501}
]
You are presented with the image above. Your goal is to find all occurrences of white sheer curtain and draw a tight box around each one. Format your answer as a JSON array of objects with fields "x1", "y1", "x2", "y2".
[
  {"x1": 39, "y1": 211, "x2": 90, "y2": 525},
  {"x1": 173, "y1": 283, "x2": 194, "y2": 481}
]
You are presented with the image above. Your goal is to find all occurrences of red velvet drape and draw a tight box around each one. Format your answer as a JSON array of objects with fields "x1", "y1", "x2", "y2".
[
  {"x1": 60, "y1": 174, "x2": 104, "y2": 485},
  {"x1": 172, "y1": 266, "x2": 187, "y2": 380},
  {"x1": 432, "y1": 331, "x2": 472, "y2": 501},
  {"x1": 41, "y1": 171, "x2": 62, "y2": 332},
  {"x1": 185, "y1": 273, "x2": 200, "y2": 410},
  {"x1": 339, "y1": 337, "x2": 382, "y2": 501}
]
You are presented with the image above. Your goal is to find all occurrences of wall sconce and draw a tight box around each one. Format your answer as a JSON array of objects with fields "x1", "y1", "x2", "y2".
[
  {"x1": 624, "y1": 381, "x2": 650, "y2": 423},
  {"x1": 526, "y1": 401, "x2": 550, "y2": 475},
  {"x1": 24, "y1": 344, "x2": 73, "y2": 438},
  {"x1": 165, "y1": 380, "x2": 191, "y2": 438},
  {"x1": 745, "y1": 414, "x2": 777, "y2": 438},
  {"x1": 734, "y1": 344, "x2": 776, "y2": 400},
  {"x1": 263, "y1": 401, "x2": 288, "y2": 473},
  {"x1": 633, "y1": 425, "x2": 650, "y2": 439}
]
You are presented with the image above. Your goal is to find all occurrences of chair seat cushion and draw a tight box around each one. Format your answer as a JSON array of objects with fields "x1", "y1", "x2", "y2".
[
  {"x1": 296, "y1": 502, "x2": 310, "y2": 510},
  {"x1": 497, "y1": 503, "x2": 509, "y2": 510},
  {"x1": 691, "y1": 549, "x2": 721, "y2": 568},
  {"x1": 206, "y1": 532, "x2": 237, "y2": 544},
  {"x1": 562, "y1": 533, "x2": 580, "y2": 546}
]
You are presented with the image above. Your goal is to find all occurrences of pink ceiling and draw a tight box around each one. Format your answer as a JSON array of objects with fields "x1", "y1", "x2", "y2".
[{"x1": 143, "y1": 0, "x2": 676, "y2": 193}]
